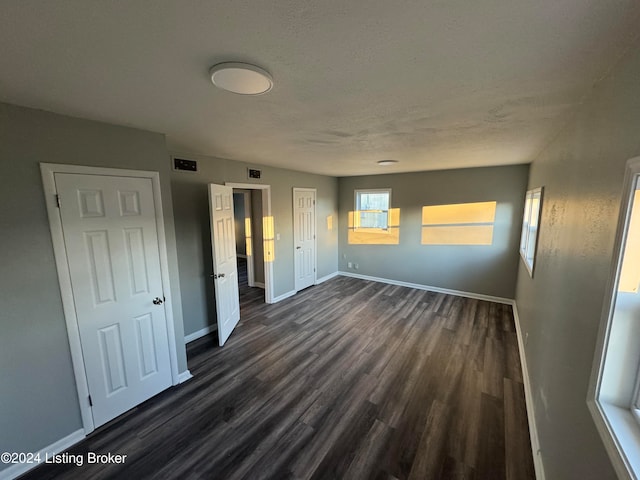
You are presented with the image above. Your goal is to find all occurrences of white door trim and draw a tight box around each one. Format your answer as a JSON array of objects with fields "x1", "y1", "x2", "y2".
[
  {"x1": 40, "y1": 163, "x2": 180, "y2": 435},
  {"x1": 225, "y1": 182, "x2": 275, "y2": 304},
  {"x1": 293, "y1": 187, "x2": 317, "y2": 291}
]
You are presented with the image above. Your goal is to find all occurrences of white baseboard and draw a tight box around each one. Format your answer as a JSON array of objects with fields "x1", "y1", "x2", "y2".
[
  {"x1": 316, "y1": 271, "x2": 339, "y2": 285},
  {"x1": 178, "y1": 370, "x2": 193, "y2": 384},
  {"x1": 511, "y1": 302, "x2": 546, "y2": 480},
  {"x1": 270, "y1": 272, "x2": 338, "y2": 303},
  {"x1": 254, "y1": 282, "x2": 265, "y2": 289},
  {"x1": 272, "y1": 289, "x2": 296, "y2": 303},
  {"x1": 0, "y1": 429, "x2": 85, "y2": 480},
  {"x1": 338, "y1": 271, "x2": 514, "y2": 305},
  {"x1": 184, "y1": 325, "x2": 214, "y2": 344}
]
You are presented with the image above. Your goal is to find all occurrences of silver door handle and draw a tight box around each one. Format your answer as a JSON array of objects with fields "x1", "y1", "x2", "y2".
[
  {"x1": 296, "y1": 246, "x2": 301, "y2": 249},
  {"x1": 153, "y1": 297, "x2": 163, "y2": 305}
]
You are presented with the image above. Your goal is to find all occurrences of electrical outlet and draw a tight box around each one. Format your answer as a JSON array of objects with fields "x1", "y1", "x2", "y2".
[
  {"x1": 525, "y1": 332, "x2": 529, "y2": 346},
  {"x1": 348, "y1": 262, "x2": 353, "y2": 268},
  {"x1": 354, "y1": 263, "x2": 359, "y2": 269}
]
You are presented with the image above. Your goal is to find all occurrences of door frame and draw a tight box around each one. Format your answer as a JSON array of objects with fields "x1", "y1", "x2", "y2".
[
  {"x1": 225, "y1": 182, "x2": 275, "y2": 304},
  {"x1": 293, "y1": 187, "x2": 317, "y2": 291},
  {"x1": 40, "y1": 163, "x2": 180, "y2": 434}
]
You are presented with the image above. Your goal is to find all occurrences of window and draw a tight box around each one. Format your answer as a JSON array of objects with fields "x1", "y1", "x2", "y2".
[
  {"x1": 589, "y1": 157, "x2": 640, "y2": 480},
  {"x1": 519, "y1": 187, "x2": 543, "y2": 276},
  {"x1": 421, "y1": 201, "x2": 497, "y2": 245},
  {"x1": 618, "y1": 189, "x2": 640, "y2": 293},
  {"x1": 354, "y1": 189, "x2": 391, "y2": 229},
  {"x1": 348, "y1": 189, "x2": 400, "y2": 244}
]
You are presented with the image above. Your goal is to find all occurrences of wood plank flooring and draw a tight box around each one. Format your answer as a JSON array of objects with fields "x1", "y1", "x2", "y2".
[{"x1": 21, "y1": 271, "x2": 535, "y2": 480}]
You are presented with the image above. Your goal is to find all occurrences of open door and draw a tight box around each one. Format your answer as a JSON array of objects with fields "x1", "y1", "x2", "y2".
[{"x1": 209, "y1": 184, "x2": 240, "y2": 346}]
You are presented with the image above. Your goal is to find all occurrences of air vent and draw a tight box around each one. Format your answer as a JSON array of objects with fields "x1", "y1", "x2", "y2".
[
  {"x1": 248, "y1": 168, "x2": 261, "y2": 179},
  {"x1": 174, "y1": 158, "x2": 197, "y2": 172}
]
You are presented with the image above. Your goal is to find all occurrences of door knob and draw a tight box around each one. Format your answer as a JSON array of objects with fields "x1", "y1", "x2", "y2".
[
  {"x1": 153, "y1": 297, "x2": 163, "y2": 305},
  {"x1": 211, "y1": 273, "x2": 225, "y2": 279},
  {"x1": 296, "y1": 246, "x2": 301, "y2": 249}
]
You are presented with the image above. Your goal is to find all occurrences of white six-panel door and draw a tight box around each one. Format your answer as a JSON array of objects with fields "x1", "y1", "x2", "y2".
[
  {"x1": 294, "y1": 188, "x2": 316, "y2": 292},
  {"x1": 55, "y1": 173, "x2": 172, "y2": 428},
  {"x1": 208, "y1": 184, "x2": 240, "y2": 346}
]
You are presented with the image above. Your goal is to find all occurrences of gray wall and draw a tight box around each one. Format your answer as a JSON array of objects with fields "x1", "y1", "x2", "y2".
[
  {"x1": 514, "y1": 34, "x2": 640, "y2": 479},
  {"x1": 338, "y1": 165, "x2": 529, "y2": 299},
  {"x1": 0, "y1": 103, "x2": 187, "y2": 465},
  {"x1": 170, "y1": 154, "x2": 339, "y2": 338}
]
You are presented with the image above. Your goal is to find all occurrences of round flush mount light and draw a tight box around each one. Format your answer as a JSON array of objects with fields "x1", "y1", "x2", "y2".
[
  {"x1": 377, "y1": 160, "x2": 399, "y2": 166},
  {"x1": 209, "y1": 62, "x2": 273, "y2": 95}
]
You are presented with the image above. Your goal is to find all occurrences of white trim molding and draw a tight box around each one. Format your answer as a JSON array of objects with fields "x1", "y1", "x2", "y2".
[
  {"x1": 338, "y1": 271, "x2": 514, "y2": 305},
  {"x1": 0, "y1": 429, "x2": 85, "y2": 480},
  {"x1": 272, "y1": 289, "x2": 297, "y2": 303},
  {"x1": 39, "y1": 163, "x2": 181, "y2": 434},
  {"x1": 316, "y1": 271, "x2": 340, "y2": 285},
  {"x1": 511, "y1": 302, "x2": 546, "y2": 480},
  {"x1": 178, "y1": 370, "x2": 193, "y2": 384},
  {"x1": 184, "y1": 325, "x2": 215, "y2": 344}
]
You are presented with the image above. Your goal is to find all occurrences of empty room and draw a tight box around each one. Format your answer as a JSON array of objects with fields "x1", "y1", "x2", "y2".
[{"x1": 1, "y1": 2, "x2": 640, "y2": 479}]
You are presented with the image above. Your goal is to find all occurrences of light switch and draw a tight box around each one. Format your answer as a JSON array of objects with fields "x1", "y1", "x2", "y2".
[{"x1": 276, "y1": 233, "x2": 280, "y2": 241}]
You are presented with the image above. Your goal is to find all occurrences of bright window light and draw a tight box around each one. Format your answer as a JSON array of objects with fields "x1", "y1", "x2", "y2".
[
  {"x1": 349, "y1": 189, "x2": 399, "y2": 244},
  {"x1": 619, "y1": 190, "x2": 640, "y2": 293},
  {"x1": 421, "y1": 201, "x2": 497, "y2": 245},
  {"x1": 354, "y1": 189, "x2": 391, "y2": 230}
]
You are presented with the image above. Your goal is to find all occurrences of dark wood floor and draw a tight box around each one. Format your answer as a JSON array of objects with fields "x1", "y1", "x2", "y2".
[{"x1": 21, "y1": 268, "x2": 535, "y2": 479}]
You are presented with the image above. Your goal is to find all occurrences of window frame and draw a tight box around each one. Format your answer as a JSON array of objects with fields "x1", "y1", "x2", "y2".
[
  {"x1": 353, "y1": 188, "x2": 392, "y2": 231},
  {"x1": 519, "y1": 187, "x2": 543, "y2": 277},
  {"x1": 588, "y1": 156, "x2": 640, "y2": 480}
]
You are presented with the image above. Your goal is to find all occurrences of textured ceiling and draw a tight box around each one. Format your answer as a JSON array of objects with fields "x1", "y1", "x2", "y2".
[{"x1": 1, "y1": 1, "x2": 638, "y2": 176}]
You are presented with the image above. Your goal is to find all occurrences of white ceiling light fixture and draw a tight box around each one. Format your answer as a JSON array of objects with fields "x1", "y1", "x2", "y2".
[
  {"x1": 209, "y1": 62, "x2": 273, "y2": 95},
  {"x1": 377, "y1": 160, "x2": 399, "y2": 166}
]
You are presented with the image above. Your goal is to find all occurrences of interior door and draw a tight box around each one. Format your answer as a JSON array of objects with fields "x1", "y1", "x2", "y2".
[
  {"x1": 209, "y1": 184, "x2": 240, "y2": 346},
  {"x1": 55, "y1": 173, "x2": 172, "y2": 428},
  {"x1": 294, "y1": 188, "x2": 316, "y2": 291}
]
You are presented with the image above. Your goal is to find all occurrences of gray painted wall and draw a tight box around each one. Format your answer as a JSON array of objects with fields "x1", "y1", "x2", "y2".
[
  {"x1": 514, "y1": 35, "x2": 640, "y2": 479},
  {"x1": 338, "y1": 165, "x2": 529, "y2": 299},
  {"x1": 170, "y1": 154, "x2": 339, "y2": 338},
  {"x1": 0, "y1": 103, "x2": 187, "y2": 465}
]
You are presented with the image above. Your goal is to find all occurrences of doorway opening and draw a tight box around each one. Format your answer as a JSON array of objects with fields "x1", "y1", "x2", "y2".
[{"x1": 226, "y1": 183, "x2": 274, "y2": 305}]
